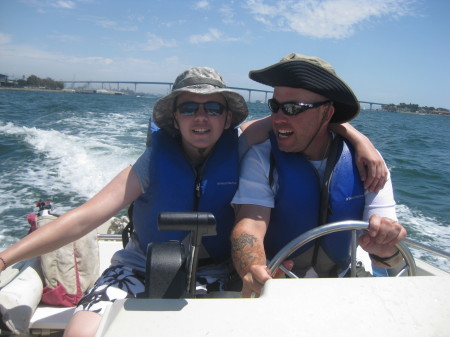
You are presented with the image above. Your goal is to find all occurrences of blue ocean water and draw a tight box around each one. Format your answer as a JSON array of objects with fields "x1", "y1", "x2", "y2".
[{"x1": 1, "y1": 89, "x2": 449, "y2": 271}]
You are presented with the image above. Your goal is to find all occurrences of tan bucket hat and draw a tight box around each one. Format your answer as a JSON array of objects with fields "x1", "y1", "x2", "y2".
[{"x1": 153, "y1": 67, "x2": 248, "y2": 135}]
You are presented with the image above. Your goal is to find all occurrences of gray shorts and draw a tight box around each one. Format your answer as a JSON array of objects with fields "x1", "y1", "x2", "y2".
[{"x1": 74, "y1": 265, "x2": 145, "y2": 316}]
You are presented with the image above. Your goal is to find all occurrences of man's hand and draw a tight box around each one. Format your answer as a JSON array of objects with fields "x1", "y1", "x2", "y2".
[
  {"x1": 359, "y1": 214, "x2": 407, "y2": 258},
  {"x1": 272, "y1": 259, "x2": 294, "y2": 278},
  {"x1": 355, "y1": 154, "x2": 387, "y2": 193},
  {"x1": 241, "y1": 260, "x2": 294, "y2": 298},
  {"x1": 241, "y1": 264, "x2": 272, "y2": 298}
]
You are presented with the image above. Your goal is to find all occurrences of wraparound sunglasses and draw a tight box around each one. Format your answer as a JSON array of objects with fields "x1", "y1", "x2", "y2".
[{"x1": 268, "y1": 98, "x2": 331, "y2": 116}]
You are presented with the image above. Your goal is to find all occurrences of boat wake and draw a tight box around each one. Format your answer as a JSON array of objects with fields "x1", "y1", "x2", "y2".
[{"x1": 397, "y1": 204, "x2": 450, "y2": 272}]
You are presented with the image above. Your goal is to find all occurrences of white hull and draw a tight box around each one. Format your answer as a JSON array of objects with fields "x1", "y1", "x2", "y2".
[
  {"x1": 2, "y1": 220, "x2": 449, "y2": 336},
  {"x1": 97, "y1": 276, "x2": 450, "y2": 337}
]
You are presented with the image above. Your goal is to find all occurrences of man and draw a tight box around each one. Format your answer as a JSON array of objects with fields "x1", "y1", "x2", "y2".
[{"x1": 231, "y1": 53, "x2": 407, "y2": 297}]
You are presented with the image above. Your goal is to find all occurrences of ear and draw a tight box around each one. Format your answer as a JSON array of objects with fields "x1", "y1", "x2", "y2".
[
  {"x1": 323, "y1": 104, "x2": 335, "y2": 123},
  {"x1": 224, "y1": 110, "x2": 232, "y2": 129}
]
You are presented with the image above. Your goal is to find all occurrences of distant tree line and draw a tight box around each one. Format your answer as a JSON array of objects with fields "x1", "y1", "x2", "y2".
[
  {"x1": 16, "y1": 75, "x2": 64, "y2": 90},
  {"x1": 383, "y1": 103, "x2": 449, "y2": 114}
]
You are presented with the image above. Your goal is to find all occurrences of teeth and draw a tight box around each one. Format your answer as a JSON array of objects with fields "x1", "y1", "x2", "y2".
[
  {"x1": 193, "y1": 128, "x2": 209, "y2": 133},
  {"x1": 278, "y1": 129, "x2": 293, "y2": 138}
]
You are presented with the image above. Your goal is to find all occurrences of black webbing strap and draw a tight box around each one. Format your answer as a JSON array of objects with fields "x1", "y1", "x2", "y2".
[
  {"x1": 312, "y1": 135, "x2": 343, "y2": 268},
  {"x1": 122, "y1": 202, "x2": 135, "y2": 248},
  {"x1": 319, "y1": 135, "x2": 343, "y2": 225},
  {"x1": 268, "y1": 152, "x2": 276, "y2": 187}
]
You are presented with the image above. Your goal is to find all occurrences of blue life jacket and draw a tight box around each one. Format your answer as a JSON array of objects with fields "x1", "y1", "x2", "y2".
[
  {"x1": 265, "y1": 132, "x2": 365, "y2": 269},
  {"x1": 132, "y1": 128, "x2": 239, "y2": 263}
]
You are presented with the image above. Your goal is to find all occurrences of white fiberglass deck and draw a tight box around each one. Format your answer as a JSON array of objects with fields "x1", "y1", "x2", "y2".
[{"x1": 96, "y1": 276, "x2": 450, "y2": 337}]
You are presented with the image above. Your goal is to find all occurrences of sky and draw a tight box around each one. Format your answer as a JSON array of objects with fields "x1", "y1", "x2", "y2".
[{"x1": 1, "y1": 0, "x2": 449, "y2": 108}]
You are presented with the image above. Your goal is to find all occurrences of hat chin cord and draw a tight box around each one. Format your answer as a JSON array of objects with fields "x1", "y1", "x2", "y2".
[{"x1": 299, "y1": 107, "x2": 331, "y2": 159}]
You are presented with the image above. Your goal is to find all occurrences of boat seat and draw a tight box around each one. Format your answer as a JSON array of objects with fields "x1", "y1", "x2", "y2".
[{"x1": 29, "y1": 306, "x2": 74, "y2": 335}]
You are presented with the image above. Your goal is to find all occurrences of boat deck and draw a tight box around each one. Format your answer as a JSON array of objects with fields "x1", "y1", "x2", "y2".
[
  {"x1": 28, "y1": 241, "x2": 450, "y2": 335},
  {"x1": 25, "y1": 232, "x2": 449, "y2": 337},
  {"x1": 96, "y1": 276, "x2": 450, "y2": 337}
]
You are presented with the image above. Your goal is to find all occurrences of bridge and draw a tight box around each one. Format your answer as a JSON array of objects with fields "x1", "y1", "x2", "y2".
[
  {"x1": 62, "y1": 81, "x2": 384, "y2": 108},
  {"x1": 359, "y1": 101, "x2": 385, "y2": 110},
  {"x1": 63, "y1": 80, "x2": 274, "y2": 102}
]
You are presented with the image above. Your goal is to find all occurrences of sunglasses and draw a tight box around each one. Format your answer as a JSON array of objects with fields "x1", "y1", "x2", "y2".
[
  {"x1": 268, "y1": 98, "x2": 331, "y2": 116},
  {"x1": 177, "y1": 101, "x2": 226, "y2": 116}
]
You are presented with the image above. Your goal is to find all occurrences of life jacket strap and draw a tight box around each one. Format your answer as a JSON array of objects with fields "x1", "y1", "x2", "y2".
[{"x1": 122, "y1": 202, "x2": 135, "y2": 248}]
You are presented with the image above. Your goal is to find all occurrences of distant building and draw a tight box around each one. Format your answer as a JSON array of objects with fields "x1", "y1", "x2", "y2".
[
  {"x1": 0, "y1": 74, "x2": 7, "y2": 86},
  {"x1": 432, "y1": 109, "x2": 450, "y2": 115}
]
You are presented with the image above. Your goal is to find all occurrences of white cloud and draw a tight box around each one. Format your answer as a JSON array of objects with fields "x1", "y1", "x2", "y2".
[
  {"x1": 161, "y1": 19, "x2": 187, "y2": 28},
  {"x1": 189, "y1": 28, "x2": 222, "y2": 43},
  {"x1": 0, "y1": 44, "x2": 114, "y2": 78},
  {"x1": 48, "y1": 33, "x2": 81, "y2": 43},
  {"x1": 143, "y1": 33, "x2": 177, "y2": 51},
  {"x1": 194, "y1": 0, "x2": 210, "y2": 10},
  {"x1": 115, "y1": 56, "x2": 187, "y2": 83},
  {"x1": 53, "y1": 1, "x2": 76, "y2": 9},
  {"x1": 0, "y1": 40, "x2": 187, "y2": 82},
  {"x1": 1, "y1": 49, "x2": 187, "y2": 84},
  {"x1": 219, "y1": 5, "x2": 235, "y2": 24},
  {"x1": 245, "y1": 0, "x2": 416, "y2": 39},
  {"x1": 70, "y1": 56, "x2": 113, "y2": 65},
  {"x1": 96, "y1": 19, "x2": 138, "y2": 32},
  {"x1": 0, "y1": 33, "x2": 12, "y2": 45}
]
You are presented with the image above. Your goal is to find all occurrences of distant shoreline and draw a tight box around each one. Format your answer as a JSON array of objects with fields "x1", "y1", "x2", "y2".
[
  {"x1": 1, "y1": 87, "x2": 448, "y2": 116},
  {"x1": 0, "y1": 87, "x2": 160, "y2": 98},
  {"x1": 397, "y1": 110, "x2": 450, "y2": 117},
  {"x1": 0, "y1": 87, "x2": 65, "y2": 93}
]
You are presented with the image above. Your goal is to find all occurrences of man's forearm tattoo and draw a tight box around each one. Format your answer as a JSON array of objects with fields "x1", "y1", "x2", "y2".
[
  {"x1": 232, "y1": 233, "x2": 257, "y2": 251},
  {"x1": 231, "y1": 233, "x2": 263, "y2": 271}
]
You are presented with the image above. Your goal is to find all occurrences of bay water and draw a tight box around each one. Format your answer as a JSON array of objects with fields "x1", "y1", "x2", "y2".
[{"x1": 1, "y1": 89, "x2": 449, "y2": 272}]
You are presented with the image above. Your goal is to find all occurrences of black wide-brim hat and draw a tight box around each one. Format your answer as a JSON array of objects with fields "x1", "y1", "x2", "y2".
[{"x1": 249, "y1": 53, "x2": 360, "y2": 123}]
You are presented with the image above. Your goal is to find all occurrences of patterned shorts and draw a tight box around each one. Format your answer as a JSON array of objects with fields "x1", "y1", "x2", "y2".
[{"x1": 75, "y1": 265, "x2": 145, "y2": 316}]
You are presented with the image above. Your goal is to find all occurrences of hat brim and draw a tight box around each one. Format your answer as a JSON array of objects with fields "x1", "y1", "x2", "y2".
[
  {"x1": 249, "y1": 61, "x2": 359, "y2": 123},
  {"x1": 153, "y1": 84, "x2": 248, "y2": 135}
]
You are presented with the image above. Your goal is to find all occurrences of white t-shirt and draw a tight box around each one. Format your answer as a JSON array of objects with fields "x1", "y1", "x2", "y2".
[{"x1": 232, "y1": 138, "x2": 397, "y2": 222}]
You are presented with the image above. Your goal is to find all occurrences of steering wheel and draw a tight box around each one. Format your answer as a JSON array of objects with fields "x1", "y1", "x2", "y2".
[{"x1": 267, "y1": 220, "x2": 416, "y2": 277}]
